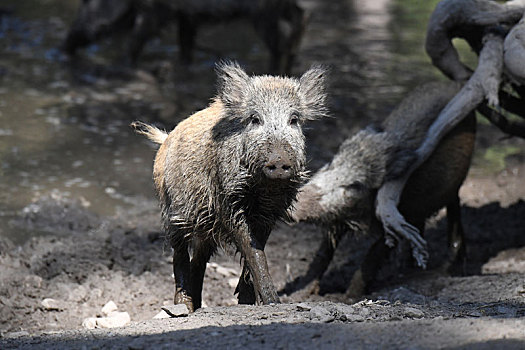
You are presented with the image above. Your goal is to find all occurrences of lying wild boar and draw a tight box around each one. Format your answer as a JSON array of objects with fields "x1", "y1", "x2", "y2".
[
  {"x1": 133, "y1": 61, "x2": 328, "y2": 311},
  {"x1": 62, "y1": 0, "x2": 307, "y2": 74},
  {"x1": 289, "y1": 81, "x2": 476, "y2": 297}
]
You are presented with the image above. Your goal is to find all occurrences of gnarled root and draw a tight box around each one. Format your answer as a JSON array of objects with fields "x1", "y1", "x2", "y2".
[{"x1": 376, "y1": 32, "x2": 505, "y2": 265}]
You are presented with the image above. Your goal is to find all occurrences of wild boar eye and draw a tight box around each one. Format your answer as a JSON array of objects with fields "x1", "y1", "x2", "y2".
[
  {"x1": 289, "y1": 112, "x2": 301, "y2": 126},
  {"x1": 249, "y1": 112, "x2": 261, "y2": 125},
  {"x1": 345, "y1": 181, "x2": 367, "y2": 193}
]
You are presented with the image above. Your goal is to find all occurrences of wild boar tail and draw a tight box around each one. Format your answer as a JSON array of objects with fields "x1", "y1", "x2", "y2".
[{"x1": 131, "y1": 121, "x2": 168, "y2": 145}]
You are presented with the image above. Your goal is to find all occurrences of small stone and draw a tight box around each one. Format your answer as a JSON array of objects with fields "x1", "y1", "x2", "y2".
[
  {"x1": 296, "y1": 303, "x2": 312, "y2": 311},
  {"x1": 82, "y1": 317, "x2": 97, "y2": 330},
  {"x1": 153, "y1": 310, "x2": 170, "y2": 319},
  {"x1": 228, "y1": 277, "x2": 238, "y2": 288},
  {"x1": 341, "y1": 305, "x2": 355, "y2": 314},
  {"x1": 4, "y1": 331, "x2": 30, "y2": 338},
  {"x1": 101, "y1": 301, "x2": 118, "y2": 316},
  {"x1": 91, "y1": 288, "x2": 103, "y2": 298},
  {"x1": 161, "y1": 304, "x2": 190, "y2": 317},
  {"x1": 359, "y1": 308, "x2": 370, "y2": 317},
  {"x1": 309, "y1": 306, "x2": 335, "y2": 323},
  {"x1": 41, "y1": 298, "x2": 61, "y2": 311},
  {"x1": 96, "y1": 312, "x2": 131, "y2": 328},
  {"x1": 344, "y1": 314, "x2": 365, "y2": 322},
  {"x1": 404, "y1": 307, "x2": 424, "y2": 318}
]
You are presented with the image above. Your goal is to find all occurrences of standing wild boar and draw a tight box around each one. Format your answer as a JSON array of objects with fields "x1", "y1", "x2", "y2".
[
  {"x1": 133, "y1": 61, "x2": 328, "y2": 311},
  {"x1": 62, "y1": 0, "x2": 307, "y2": 74},
  {"x1": 288, "y1": 81, "x2": 476, "y2": 297}
]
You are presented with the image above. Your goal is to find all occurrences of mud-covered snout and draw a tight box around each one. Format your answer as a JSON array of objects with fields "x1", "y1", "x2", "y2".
[{"x1": 263, "y1": 149, "x2": 294, "y2": 180}]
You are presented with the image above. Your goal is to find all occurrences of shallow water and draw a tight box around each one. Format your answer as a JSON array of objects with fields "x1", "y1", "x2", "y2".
[{"x1": 0, "y1": 0, "x2": 522, "y2": 244}]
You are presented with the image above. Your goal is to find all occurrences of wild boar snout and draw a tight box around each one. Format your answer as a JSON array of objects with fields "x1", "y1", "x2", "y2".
[{"x1": 263, "y1": 149, "x2": 294, "y2": 180}]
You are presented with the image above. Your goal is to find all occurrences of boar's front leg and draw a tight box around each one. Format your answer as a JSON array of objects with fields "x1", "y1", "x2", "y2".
[
  {"x1": 189, "y1": 239, "x2": 215, "y2": 310},
  {"x1": 234, "y1": 225, "x2": 279, "y2": 305}
]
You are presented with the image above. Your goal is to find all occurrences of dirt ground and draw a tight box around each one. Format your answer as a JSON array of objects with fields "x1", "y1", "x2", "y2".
[
  {"x1": 1, "y1": 0, "x2": 525, "y2": 349},
  {"x1": 1, "y1": 164, "x2": 525, "y2": 349}
]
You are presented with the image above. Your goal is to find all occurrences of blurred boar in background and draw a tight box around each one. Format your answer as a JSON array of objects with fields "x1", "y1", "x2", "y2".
[
  {"x1": 289, "y1": 81, "x2": 476, "y2": 297},
  {"x1": 133, "y1": 61, "x2": 328, "y2": 311},
  {"x1": 62, "y1": 0, "x2": 307, "y2": 74}
]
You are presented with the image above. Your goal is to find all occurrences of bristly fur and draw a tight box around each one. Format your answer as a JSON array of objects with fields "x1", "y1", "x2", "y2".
[
  {"x1": 286, "y1": 80, "x2": 476, "y2": 299},
  {"x1": 291, "y1": 80, "x2": 468, "y2": 235},
  {"x1": 134, "y1": 61, "x2": 329, "y2": 295}
]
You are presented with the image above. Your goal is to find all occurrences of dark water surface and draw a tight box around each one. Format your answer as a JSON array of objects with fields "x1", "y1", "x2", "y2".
[{"x1": 0, "y1": 0, "x2": 521, "y2": 244}]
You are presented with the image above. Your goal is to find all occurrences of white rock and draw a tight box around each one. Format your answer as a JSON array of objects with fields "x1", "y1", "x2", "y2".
[
  {"x1": 296, "y1": 303, "x2": 312, "y2": 311},
  {"x1": 228, "y1": 277, "x2": 238, "y2": 288},
  {"x1": 82, "y1": 317, "x2": 98, "y2": 330},
  {"x1": 101, "y1": 300, "x2": 118, "y2": 316},
  {"x1": 41, "y1": 298, "x2": 61, "y2": 310},
  {"x1": 359, "y1": 308, "x2": 370, "y2": 317},
  {"x1": 96, "y1": 312, "x2": 131, "y2": 328},
  {"x1": 153, "y1": 310, "x2": 170, "y2": 319},
  {"x1": 344, "y1": 314, "x2": 365, "y2": 322},
  {"x1": 404, "y1": 307, "x2": 424, "y2": 318},
  {"x1": 161, "y1": 304, "x2": 190, "y2": 317}
]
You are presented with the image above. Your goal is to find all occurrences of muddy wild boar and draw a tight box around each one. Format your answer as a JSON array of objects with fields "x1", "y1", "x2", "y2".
[
  {"x1": 287, "y1": 81, "x2": 476, "y2": 297},
  {"x1": 62, "y1": 0, "x2": 307, "y2": 74},
  {"x1": 132, "y1": 61, "x2": 328, "y2": 311}
]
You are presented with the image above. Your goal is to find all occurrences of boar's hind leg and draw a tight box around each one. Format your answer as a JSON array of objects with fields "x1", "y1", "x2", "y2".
[
  {"x1": 347, "y1": 220, "x2": 425, "y2": 298},
  {"x1": 346, "y1": 236, "x2": 390, "y2": 299},
  {"x1": 127, "y1": 12, "x2": 161, "y2": 65},
  {"x1": 172, "y1": 242, "x2": 194, "y2": 312},
  {"x1": 444, "y1": 194, "x2": 467, "y2": 275},
  {"x1": 234, "y1": 226, "x2": 279, "y2": 305},
  {"x1": 178, "y1": 16, "x2": 197, "y2": 64},
  {"x1": 189, "y1": 240, "x2": 215, "y2": 310},
  {"x1": 235, "y1": 264, "x2": 256, "y2": 304},
  {"x1": 282, "y1": 226, "x2": 345, "y2": 296}
]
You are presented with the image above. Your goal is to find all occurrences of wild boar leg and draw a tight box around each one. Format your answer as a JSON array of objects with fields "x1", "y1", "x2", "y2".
[
  {"x1": 189, "y1": 240, "x2": 214, "y2": 310},
  {"x1": 348, "y1": 219, "x2": 425, "y2": 299},
  {"x1": 235, "y1": 264, "x2": 256, "y2": 304},
  {"x1": 178, "y1": 16, "x2": 197, "y2": 64},
  {"x1": 172, "y1": 243, "x2": 194, "y2": 311},
  {"x1": 282, "y1": 226, "x2": 345, "y2": 295},
  {"x1": 127, "y1": 12, "x2": 160, "y2": 65},
  {"x1": 234, "y1": 226, "x2": 279, "y2": 305},
  {"x1": 346, "y1": 237, "x2": 390, "y2": 298},
  {"x1": 445, "y1": 195, "x2": 467, "y2": 274}
]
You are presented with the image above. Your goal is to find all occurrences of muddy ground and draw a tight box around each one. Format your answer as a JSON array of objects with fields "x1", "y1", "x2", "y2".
[{"x1": 1, "y1": 0, "x2": 525, "y2": 349}]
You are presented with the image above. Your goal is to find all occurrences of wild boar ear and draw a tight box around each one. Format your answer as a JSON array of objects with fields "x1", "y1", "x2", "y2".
[
  {"x1": 298, "y1": 64, "x2": 329, "y2": 120},
  {"x1": 215, "y1": 61, "x2": 250, "y2": 106}
]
